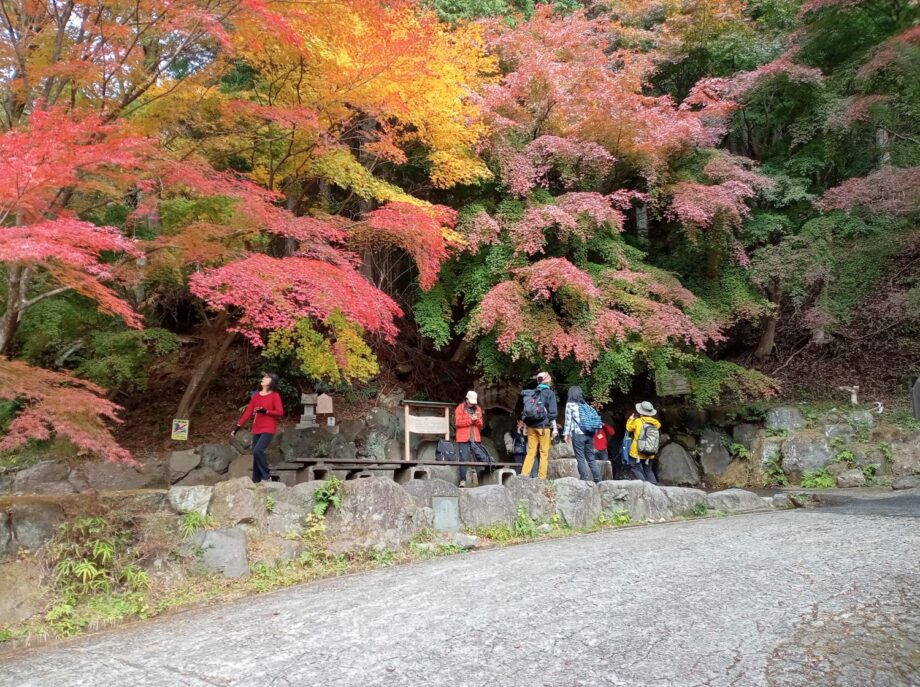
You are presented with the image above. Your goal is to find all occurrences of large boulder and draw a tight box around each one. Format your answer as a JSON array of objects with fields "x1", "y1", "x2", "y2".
[
  {"x1": 69, "y1": 461, "x2": 163, "y2": 492},
  {"x1": 0, "y1": 559, "x2": 45, "y2": 625},
  {"x1": 192, "y1": 527, "x2": 249, "y2": 578},
  {"x1": 458, "y1": 485, "x2": 515, "y2": 529},
  {"x1": 230, "y1": 429, "x2": 252, "y2": 453},
  {"x1": 337, "y1": 419, "x2": 367, "y2": 444},
  {"x1": 553, "y1": 478, "x2": 601, "y2": 529},
  {"x1": 598, "y1": 481, "x2": 671, "y2": 522},
  {"x1": 209, "y1": 478, "x2": 265, "y2": 527},
  {"x1": 836, "y1": 469, "x2": 866, "y2": 489},
  {"x1": 504, "y1": 476, "x2": 555, "y2": 522},
  {"x1": 426, "y1": 463, "x2": 462, "y2": 486},
  {"x1": 403, "y1": 478, "x2": 459, "y2": 509},
  {"x1": 706, "y1": 489, "x2": 771, "y2": 513},
  {"x1": 889, "y1": 440, "x2": 920, "y2": 477},
  {"x1": 892, "y1": 475, "x2": 920, "y2": 490},
  {"x1": 174, "y1": 467, "x2": 224, "y2": 487},
  {"x1": 732, "y1": 424, "x2": 758, "y2": 451},
  {"x1": 659, "y1": 486, "x2": 707, "y2": 516},
  {"x1": 361, "y1": 430, "x2": 388, "y2": 460},
  {"x1": 324, "y1": 478, "x2": 421, "y2": 552},
  {"x1": 168, "y1": 485, "x2": 213, "y2": 515},
  {"x1": 365, "y1": 407, "x2": 402, "y2": 439},
  {"x1": 279, "y1": 427, "x2": 339, "y2": 461},
  {"x1": 672, "y1": 433, "x2": 698, "y2": 451},
  {"x1": 0, "y1": 511, "x2": 10, "y2": 558},
  {"x1": 823, "y1": 424, "x2": 855, "y2": 442},
  {"x1": 169, "y1": 449, "x2": 201, "y2": 482},
  {"x1": 415, "y1": 440, "x2": 439, "y2": 463},
  {"x1": 754, "y1": 433, "x2": 784, "y2": 469},
  {"x1": 765, "y1": 407, "x2": 805, "y2": 431},
  {"x1": 11, "y1": 461, "x2": 71, "y2": 493},
  {"x1": 227, "y1": 454, "x2": 252, "y2": 480},
  {"x1": 384, "y1": 439, "x2": 403, "y2": 462},
  {"x1": 781, "y1": 432, "x2": 832, "y2": 477},
  {"x1": 9, "y1": 500, "x2": 65, "y2": 551},
  {"x1": 550, "y1": 441, "x2": 575, "y2": 460},
  {"x1": 548, "y1": 459, "x2": 579, "y2": 480},
  {"x1": 699, "y1": 430, "x2": 732, "y2": 478},
  {"x1": 266, "y1": 500, "x2": 307, "y2": 537},
  {"x1": 278, "y1": 480, "x2": 327, "y2": 514},
  {"x1": 656, "y1": 443, "x2": 701, "y2": 486},
  {"x1": 199, "y1": 444, "x2": 236, "y2": 474}
]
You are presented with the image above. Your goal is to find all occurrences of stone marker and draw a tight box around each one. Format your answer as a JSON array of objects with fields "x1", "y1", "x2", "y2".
[
  {"x1": 431, "y1": 496, "x2": 461, "y2": 533},
  {"x1": 913, "y1": 377, "x2": 920, "y2": 421}
]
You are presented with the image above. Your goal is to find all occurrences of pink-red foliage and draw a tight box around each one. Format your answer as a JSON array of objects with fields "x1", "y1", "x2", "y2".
[
  {"x1": 514, "y1": 258, "x2": 600, "y2": 300},
  {"x1": 0, "y1": 357, "x2": 133, "y2": 464},
  {"x1": 817, "y1": 166, "x2": 920, "y2": 216},
  {"x1": 1, "y1": 219, "x2": 143, "y2": 327},
  {"x1": 357, "y1": 203, "x2": 459, "y2": 290},
  {"x1": 461, "y1": 211, "x2": 502, "y2": 253},
  {"x1": 857, "y1": 26, "x2": 920, "y2": 80},
  {"x1": 668, "y1": 180, "x2": 759, "y2": 234},
  {"x1": 188, "y1": 254, "x2": 403, "y2": 346},
  {"x1": 0, "y1": 107, "x2": 148, "y2": 223},
  {"x1": 724, "y1": 50, "x2": 824, "y2": 102}
]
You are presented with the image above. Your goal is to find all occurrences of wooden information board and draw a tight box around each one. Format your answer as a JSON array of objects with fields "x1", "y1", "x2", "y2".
[{"x1": 400, "y1": 400, "x2": 454, "y2": 461}]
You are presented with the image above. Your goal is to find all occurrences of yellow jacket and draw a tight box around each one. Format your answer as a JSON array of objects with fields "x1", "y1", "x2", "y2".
[{"x1": 625, "y1": 415, "x2": 662, "y2": 459}]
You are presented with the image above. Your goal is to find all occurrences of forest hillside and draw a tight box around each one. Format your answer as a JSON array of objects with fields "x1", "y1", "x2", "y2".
[{"x1": 1, "y1": 0, "x2": 918, "y2": 459}]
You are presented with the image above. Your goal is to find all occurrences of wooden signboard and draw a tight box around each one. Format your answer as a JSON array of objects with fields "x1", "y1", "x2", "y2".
[
  {"x1": 400, "y1": 400, "x2": 454, "y2": 461},
  {"x1": 657, "y1": 371, "x2": 691, "y2": 396}
]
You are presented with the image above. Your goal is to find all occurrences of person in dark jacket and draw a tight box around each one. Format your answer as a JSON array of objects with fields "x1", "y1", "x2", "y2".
[
  {"x1": 520, "y1": 371, "x2": 558, "y2": 480},
  {"x1": 231, "y1": 372, "x2": 283, "y2": 483}
]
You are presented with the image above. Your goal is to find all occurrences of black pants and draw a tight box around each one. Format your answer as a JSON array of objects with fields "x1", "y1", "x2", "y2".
[
  {"x1": 458, "y1": 441, "x2": 486, "y2": 484},
  {"x1": 252, "y1": 432, "x2": 274, "y2": 482}
]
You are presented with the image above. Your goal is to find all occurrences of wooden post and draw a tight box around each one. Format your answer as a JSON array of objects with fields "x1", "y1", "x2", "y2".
[
  {"x1": 404, "y1": 404, "x2": 411, "y2": 461},
  {"x1": 444, "y1": 407, "x2": 450, "y2": 440}
]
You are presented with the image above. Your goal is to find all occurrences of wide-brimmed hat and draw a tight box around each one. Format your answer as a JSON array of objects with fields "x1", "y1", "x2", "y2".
[
  {"x1": 635, "y1": 401, "x2": 657, "y2": 417},
  {"x1": 466, "y1": 390, "x2": 478, "y2": 404}
]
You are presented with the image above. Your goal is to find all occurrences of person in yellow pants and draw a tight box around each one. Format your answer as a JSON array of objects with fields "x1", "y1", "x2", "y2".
[{"x1": 520, "y1": 372, "x2": 559, "y2": 480}]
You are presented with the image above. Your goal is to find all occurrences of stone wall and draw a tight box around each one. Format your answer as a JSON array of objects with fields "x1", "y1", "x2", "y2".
[{"x1": 0, "y1": 475, "x2": 779, "y2": 630}]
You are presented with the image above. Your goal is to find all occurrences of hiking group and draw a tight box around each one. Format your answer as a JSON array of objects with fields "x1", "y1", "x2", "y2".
[
  {"x1": 452, "y1": 371, "x2": 663, "y2": 487},
  {"x1": 229, "y1": 369, "x2": 664, "y2": 487}
]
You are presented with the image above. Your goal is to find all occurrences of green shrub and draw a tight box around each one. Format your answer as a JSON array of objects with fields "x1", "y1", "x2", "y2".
[
  {"x1": 801, "y1": 469, "x2": 835, "y2": 489},
  {"x1": 513, "y1": 502, "x2": 537, "y2": 538}
]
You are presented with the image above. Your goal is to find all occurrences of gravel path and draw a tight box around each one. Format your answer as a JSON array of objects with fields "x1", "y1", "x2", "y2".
[{"x1": 2, "y1": 492, "x2": 918, "y2": 687}]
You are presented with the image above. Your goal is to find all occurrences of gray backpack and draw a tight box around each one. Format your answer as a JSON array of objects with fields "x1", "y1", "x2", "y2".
[{"x1": 636, "y1": 421, "x2": 660, "y2": 455}]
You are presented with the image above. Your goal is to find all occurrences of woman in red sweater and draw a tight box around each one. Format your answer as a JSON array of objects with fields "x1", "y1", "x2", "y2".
[{"x1": 231, "y1": 372, "x2": 284, "y2": 483}]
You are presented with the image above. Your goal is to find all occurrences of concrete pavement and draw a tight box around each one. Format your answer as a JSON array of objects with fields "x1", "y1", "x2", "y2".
[{"x1": 1, "y1": 492, "x2": 918, "y2": 686}]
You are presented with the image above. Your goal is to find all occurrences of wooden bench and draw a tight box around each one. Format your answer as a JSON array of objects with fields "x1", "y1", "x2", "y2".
[{"x1": 271, "y1": 457, "x2": 520, "y2": 486}]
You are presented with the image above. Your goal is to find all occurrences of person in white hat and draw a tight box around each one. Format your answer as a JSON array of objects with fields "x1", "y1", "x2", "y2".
[
  {"x1": 456, "y1": 390, "x2": 487, "y2": 487},
  {"x1": 625, "y1": 401, "x2": 662, "y2": 483}
]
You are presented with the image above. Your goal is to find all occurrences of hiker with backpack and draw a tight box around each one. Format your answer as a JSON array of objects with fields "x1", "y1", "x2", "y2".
[
  {"x1": 455, "y1": 390, "x2": 489, "y2": 488},
  {"x1": 625, "y1": 401, "x2": 661, "y2": 484},
  {"x1": 562, "y1": 386, "x2": 603, "y2": 483},
  {"x1": 519, "y1": 372, "x2": 558, "y2": 480},
  {"x1": 505, "y1": 420, "x2": 536, "y2": 476}
]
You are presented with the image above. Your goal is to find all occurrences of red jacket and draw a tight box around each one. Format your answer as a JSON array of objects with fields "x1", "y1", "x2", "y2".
[
  {"x1": 455, "y1": 402, "x2": 483, "y2": 443},
  {"x1": 237, "y1": 391, "x2": 284, "y2": 435},
  {"x1": 593, "y1": 423, "x2": 615, "y2": 451}
]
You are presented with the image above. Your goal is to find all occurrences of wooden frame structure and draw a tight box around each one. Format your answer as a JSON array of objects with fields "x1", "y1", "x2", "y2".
[{"x1": 400, "y1": 399, "x2": 454, "y2": 461}]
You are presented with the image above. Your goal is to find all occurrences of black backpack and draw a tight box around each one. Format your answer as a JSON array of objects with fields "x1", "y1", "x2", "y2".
[
  {"x1": 435, "y1": 439, "x2": 457, "y2": 461},
  {"x1": 521, "y1": 388, "x2": 549, "y2": 426}
]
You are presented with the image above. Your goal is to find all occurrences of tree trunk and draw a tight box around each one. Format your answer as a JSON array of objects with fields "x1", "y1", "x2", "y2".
[
  {"x1": 755, "y1": 284, "x2": 779, "y2": 360},
  {"x1": 176, "y1": 314, "x2": 237, "y2": 420},
  {"x1": 635, "y1": 203, "x2": 649, "y2": 245},
  {"x1": 0, "y1": 267, "x2": 30, "y2": 355}
]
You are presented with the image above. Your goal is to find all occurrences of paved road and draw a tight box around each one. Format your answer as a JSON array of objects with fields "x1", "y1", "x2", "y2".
[{"x1": 2, "y1": 493, "x2": 919, "y2": 687}]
